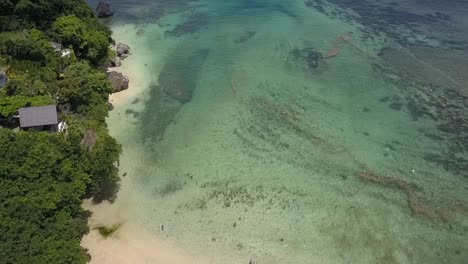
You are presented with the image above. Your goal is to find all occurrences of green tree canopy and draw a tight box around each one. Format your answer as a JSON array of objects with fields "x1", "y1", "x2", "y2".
[
  {"x1": 0, "y1": 2, "x2": 121, "y2": 263},
  {"x1": 0, "y1": 0, "x2": 95, "y2": 30},
  {"x1": 53, "y1": 15, "x2": 111, "y2": 65},
  {"x1": 0, "y1": 129, "x2": 89, "y2": 263},
  {"x1": 0, "y1": 95, "x2": 55, "y2": 117},
  {"x1": 58, "y1": 61, "x2": 111, "y2": 117}
]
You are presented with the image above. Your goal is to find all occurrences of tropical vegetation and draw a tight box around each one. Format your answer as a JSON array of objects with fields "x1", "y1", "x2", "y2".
[{"x1": 0, "y1": 0, "x2": 120, "y2": 263}]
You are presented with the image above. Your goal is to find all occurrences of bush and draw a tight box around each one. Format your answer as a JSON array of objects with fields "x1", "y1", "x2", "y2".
[
  {"x1": 0, "y1": 2, "x2": 121, "y2": 263},
  {"x1": 0, "y1": 129, "x2": 90, "y2": 263},
  {"x1": 96, "y1": 224, "x2": 122, "y2": 238},
  {"x1": 53, "y1": 15, "x2": 112, "y2": 65},
  {"x1": 0, "y1": 95, "x2": 55, "y2": 117},
  {"x1": 58, "y1": 62, "x2": 112, "y2": 117}
]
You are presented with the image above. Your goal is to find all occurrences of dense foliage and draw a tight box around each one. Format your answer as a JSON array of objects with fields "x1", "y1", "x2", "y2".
[
  {"x1": 58, "y1": 62, "x2": 112, "y2": 118},
  {"x1": 0, "y1": 95, "x2": 54, "y2": 116},
  {"x1": 0, "y1": 0, "x2": 94, "y2": 31},
  {"x1": 53, "y1": 15, "x2": 112, "y2": 64},
  {"x1": 0, "y1": 130, "x2": 89, "y2": 263},
  {"x1": 0, "y1": 1, "x2": 121, "y2": 263},
  {"x1": 0, "y1": 127, "x2": 121, "y2": 263}
]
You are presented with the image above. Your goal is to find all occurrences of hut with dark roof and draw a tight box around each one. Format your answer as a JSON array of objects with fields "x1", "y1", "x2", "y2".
[{"x1": 19, "y1": 105, "x2": 58, "y2": 132}]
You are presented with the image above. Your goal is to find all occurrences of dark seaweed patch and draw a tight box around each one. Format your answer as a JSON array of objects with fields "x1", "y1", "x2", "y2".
[
  {"x1": 234, "y1": 0, "x2": 298, "y2": 19},
  {"x1": 140, "y1": 48, "x2": 210, "y2": 143},
  {"x1": 406, "y1": 100, "x2": 425, "y2": 121},
  {"x1": 424, "y1": 133, "x2": 445, "y2": 141},
  {"x1": 234, "y1": 29, "x2": 256, "y2": 44},
  {"x1": 379, "y1": 96, "x2": 390, "y2": 103},
  {"x1": 373, "y1": 48, "x2": 468, "y2": 177},
  {"x1": 165, "y1": 13, "x2": 209, "y2": 37},
  {"x1": 125, "y1": 108, "x2": 140, "y2": 118},
  {"x1": 424, "y1": 152, "x2": 468, "y2": 178},
  {"x1": 159, "y1": 49, "x2": 210, "y2": 103},
  {"x1": 292, "y1": 47, "x2": 325, "y2": 71},
  {"x1": 304, "y1": 0, "x2": 461, "y2": 49},
  {"x1": 389, "y1": 102, "x2": 402, "y2": 111}
]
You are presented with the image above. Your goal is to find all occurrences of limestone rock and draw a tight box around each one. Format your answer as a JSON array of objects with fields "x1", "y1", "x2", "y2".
[
  {"x1": 116, "y1": 43, "x2": 130, "y2": 57},
  {"x1": 108, "y1": 71, "x2": 129, "y2": 93},
  {"x1": 110, "y1": 56, "x2": 121, "y2": 67},
  {"x1": 96, "y1": 1, "x2": 113, "y2": 18},
  {"x1": 81, "y1": 129, "x2": 97, "y2": 150}
]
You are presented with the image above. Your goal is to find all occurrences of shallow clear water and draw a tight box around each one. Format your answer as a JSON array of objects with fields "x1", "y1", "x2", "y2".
[{"x1": 91, "y1": 0, "x2": 468, "y2": 262}]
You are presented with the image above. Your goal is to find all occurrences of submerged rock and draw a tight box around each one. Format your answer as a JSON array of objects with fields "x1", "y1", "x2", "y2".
[
  {"x1": 108, "y1": 71, "x2": 129, "y2": 93},
  {"x1": 96, "y1": 1, "x2": 113, "y2": 18}
]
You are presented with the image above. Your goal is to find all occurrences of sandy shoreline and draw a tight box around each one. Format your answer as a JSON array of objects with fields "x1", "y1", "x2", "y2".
[
  {"x1": 107, "y1": 51, "x2": 146, "y2": 107},
  {"x1": 80, "y1": 24, "x2": 205, "y2": 264},
  {"x1": 81, "y1": 198, "x2": 203, "y2": 264},
  {"x1": 82, "y1": 226, "x2": 198, "y2": 264}
]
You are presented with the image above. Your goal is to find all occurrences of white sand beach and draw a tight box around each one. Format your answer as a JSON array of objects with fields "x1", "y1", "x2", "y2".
[{"x1": 82, "y1": 200, "x2": 204, "y2": 264}]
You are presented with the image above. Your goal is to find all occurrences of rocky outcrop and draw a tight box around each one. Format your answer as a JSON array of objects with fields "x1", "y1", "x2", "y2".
[
  {"x1": 116, "y1": 43, "x2": 130, "y2": 57},
  {"x1": 109, "y1": 43, "x2": 130, "y2": 67},
  {"x1": 108, "y1": 71, "x2": 129, "y2": 93},
  {"x1": 96, "y1": 1, "x2": 113, "y2": 18},
  {"x1": 110, "y1": 56, "x2": 121, "y2": 67},
  {"x1": 81, "y1": 129, "x2": 97, "y2": 150}
]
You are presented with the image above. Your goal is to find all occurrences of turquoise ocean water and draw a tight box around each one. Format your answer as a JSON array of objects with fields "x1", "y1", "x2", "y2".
[{"x1": 89, "y1": 0, "x2": 468, "y2": 263}]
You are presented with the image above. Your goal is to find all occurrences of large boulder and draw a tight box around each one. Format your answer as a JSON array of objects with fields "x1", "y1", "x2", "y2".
[
  {"x1": 81, "y1": 129, "x2": 97, "y2": 150},
  {"x1": 110, "y1": 56, "x2": 121, "y2": 67},
  {"x1": 96, "y1": 1, "x2": 113, "y2": 18},
  {"x1": 116, "y1": 43, "x2": 130, "y2": 57},
  {"x1": 108, "y1": 71, "x2": 129, "y2": 93}
]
